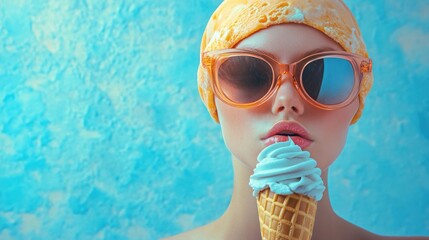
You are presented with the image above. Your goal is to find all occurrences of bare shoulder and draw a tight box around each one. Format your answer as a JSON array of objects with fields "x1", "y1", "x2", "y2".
[
  {"x1": 339, "y1": 217, "x2": 428, "y2": 240},
  {"x1": 161, "y1": 224, "x2": 215, "y2": 240},
  {"x1": 162, "y1": 231, "x2": 193, "y2": 240},
  {"x1": 161, "y1": 228, "x2": 203, "y2": 240}
]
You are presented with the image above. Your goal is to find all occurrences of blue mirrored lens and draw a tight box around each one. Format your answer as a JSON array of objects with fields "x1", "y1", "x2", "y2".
[{"x1": 302, "y1": 57, "x2": 354, "y2": 105}]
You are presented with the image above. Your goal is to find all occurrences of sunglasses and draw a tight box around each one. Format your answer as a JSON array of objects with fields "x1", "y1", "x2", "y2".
[{"x1": 201, "y1": 49, "x2": 372, "y2": 110}]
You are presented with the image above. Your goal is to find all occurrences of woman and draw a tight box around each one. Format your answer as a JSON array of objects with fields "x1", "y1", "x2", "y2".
[{"x1": 166, "y1": 0, "x2": 427, "y2": 239}]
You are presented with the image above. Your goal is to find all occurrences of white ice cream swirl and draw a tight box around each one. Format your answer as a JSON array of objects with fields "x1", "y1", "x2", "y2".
[{"x1": 249, "y1": 139, "x2": 325, "y2": 201}]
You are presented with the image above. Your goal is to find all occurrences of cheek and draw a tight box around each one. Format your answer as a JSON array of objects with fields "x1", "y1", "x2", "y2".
[
  {"x1": 215, "y1": 99, "x2": 264, "y2": 168},
  {"x1": 216, "y1": 100, "x2": 246, "y2": 143},
  {"x1": 308, "y1": 99, "x2": 359, "y2": 169}
]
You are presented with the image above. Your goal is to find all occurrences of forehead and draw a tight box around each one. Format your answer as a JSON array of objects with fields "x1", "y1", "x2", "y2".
[{"x1": 235, "y1": 23, "x2": 343, "y2": 62}]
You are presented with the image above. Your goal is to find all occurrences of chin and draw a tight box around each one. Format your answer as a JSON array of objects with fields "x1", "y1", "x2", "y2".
[
  {"x1": 233, "y1": 152, "x2": 259, "y2": 170},
  {"x1": 315, "y1": 151, "x2": 342, "y2": 171}
]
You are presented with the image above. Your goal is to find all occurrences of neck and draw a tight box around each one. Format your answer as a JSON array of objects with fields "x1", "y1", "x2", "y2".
[
  {"x1": 216, "y1": 155, "x2": 261, "y2": 239},
  {"x1": 313, "y1": 169, "x2": 340, "y2": 237}
]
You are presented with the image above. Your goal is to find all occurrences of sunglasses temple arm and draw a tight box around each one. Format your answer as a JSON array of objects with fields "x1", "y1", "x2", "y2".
[{"x1": 360, "y1": 59, "x2": 372, "y2": 73}]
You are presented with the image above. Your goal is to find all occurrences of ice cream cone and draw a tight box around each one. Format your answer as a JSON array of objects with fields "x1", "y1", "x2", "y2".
[{"x1": 257, "y1": 188, "x2": 317, "y2": 240}]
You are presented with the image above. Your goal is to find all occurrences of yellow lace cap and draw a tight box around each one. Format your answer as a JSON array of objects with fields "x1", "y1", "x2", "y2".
[{"x1": 197, "y1": 0, "x2": 373, "y2": 124}]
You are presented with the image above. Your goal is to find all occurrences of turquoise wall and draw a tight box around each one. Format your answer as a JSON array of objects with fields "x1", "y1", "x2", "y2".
[{"x1": 0, "y1": 0, "x2": 428, "y2": 239}]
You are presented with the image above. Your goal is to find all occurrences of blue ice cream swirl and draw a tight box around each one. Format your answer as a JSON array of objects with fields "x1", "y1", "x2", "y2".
[{"x1": 249, "y1": 138, "x2": 325, "y2": 201}]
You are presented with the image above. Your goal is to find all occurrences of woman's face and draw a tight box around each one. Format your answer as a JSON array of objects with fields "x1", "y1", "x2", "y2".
[{"x1": 215, "y1": 23, "x2": 359, "y2": 171}]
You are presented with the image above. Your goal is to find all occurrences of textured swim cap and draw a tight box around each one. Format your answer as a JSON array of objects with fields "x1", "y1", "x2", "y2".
[{"x1": 198, "y1": 0, "x2": 373, "y2": 124}]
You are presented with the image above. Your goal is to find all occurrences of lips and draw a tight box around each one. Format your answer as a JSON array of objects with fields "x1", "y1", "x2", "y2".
[{"x1": 262, "y1": 121, "x2": 313, "y2": 149}]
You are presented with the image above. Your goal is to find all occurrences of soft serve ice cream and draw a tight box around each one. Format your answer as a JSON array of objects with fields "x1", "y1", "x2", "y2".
[{"x1": 249, "y1": 138, "x2": 325, "y2": 201}]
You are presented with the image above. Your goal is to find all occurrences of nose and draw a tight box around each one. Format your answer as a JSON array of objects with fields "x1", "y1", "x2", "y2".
[{"x1": 271, "y1": 72, "x2": 305, "y2": 116}]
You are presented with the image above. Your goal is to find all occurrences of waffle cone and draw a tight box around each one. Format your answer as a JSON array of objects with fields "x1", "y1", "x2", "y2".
[{"x1": 257, "y1": 188, "x2": 317, "y2": 240}]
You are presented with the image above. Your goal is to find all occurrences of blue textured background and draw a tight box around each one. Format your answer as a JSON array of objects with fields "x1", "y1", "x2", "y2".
[{"x1": 0, "y1": 0, "x2": 428, "y2": 239}]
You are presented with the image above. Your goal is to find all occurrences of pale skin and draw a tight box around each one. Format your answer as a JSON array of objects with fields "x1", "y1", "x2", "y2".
[{"x1": 164, "y1": 24, "x2": 428, "y2": 240}]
